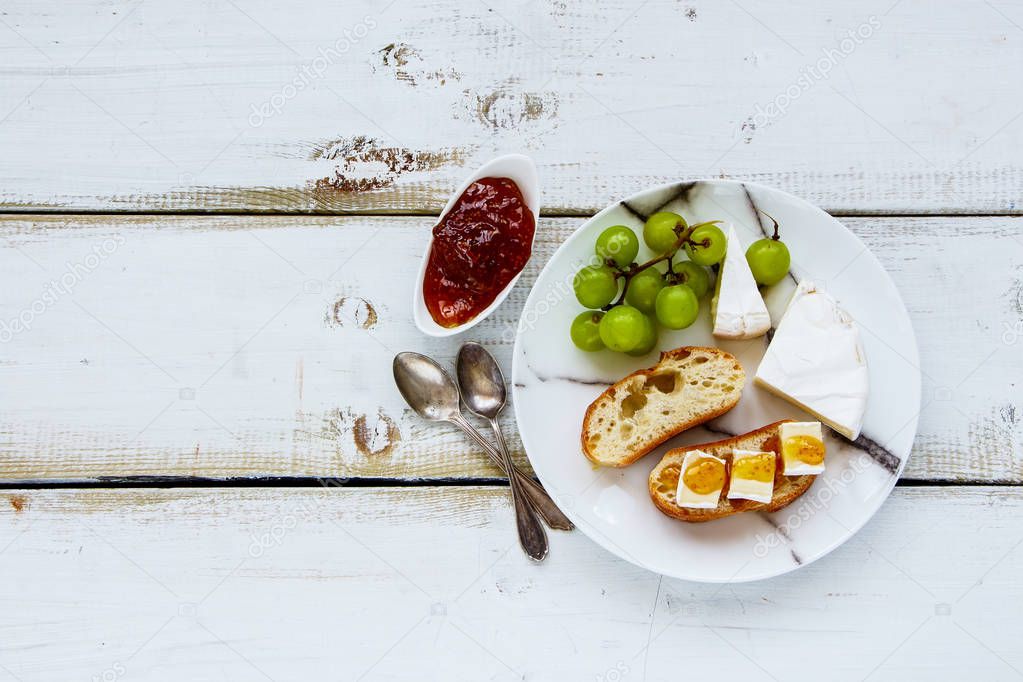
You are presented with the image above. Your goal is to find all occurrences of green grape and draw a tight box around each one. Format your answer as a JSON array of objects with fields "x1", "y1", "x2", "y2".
[
  {"x1": 570, "y1": 311, "x2": 605, "y2": 351},
  {"x1": 573, "y1": 265, "x2": 618, "y2": 308},
  {"x1": 643, "y1": 212, "x2": 687, "y2": 255},
  {"x1": 624, "y1": 267, "x2": 665, "y2": 313},
  {"x1": 626, "y1": 314, "x2": 658, "y2": 357},
  {"x1": 655, "y1": 284, "x2": 699, "y2": 330},
  {"x1": 598, "y1": 305, "x2": 646, "y2": 352},
  {"x1": 671, "y1": 260, "x2": 711, "y2": 299},
  {"x1": 746, "y1": 238, "x2": 791, "y2": 286},
  {"x1": 595, "y1": 225, "x2": 639, "y2": 268},
  {"x1": 684, "y1": 223, "x2": 727, "y2": 266}
]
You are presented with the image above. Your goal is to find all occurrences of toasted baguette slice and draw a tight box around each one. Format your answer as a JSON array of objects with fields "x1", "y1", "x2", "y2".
[
  {"x1": 648, "y1": 420, "x2": 817, "y2": 522},
  {"x1": 581, "y1": 347, "x2": 745, "y2": 467}
]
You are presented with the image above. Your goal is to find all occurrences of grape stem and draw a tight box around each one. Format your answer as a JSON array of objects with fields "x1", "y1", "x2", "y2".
[
  {"x1": 758, "y1": 209, "x2": 781, "y2": 240},
  {"x1": 603, "y1": 220, "x2": 722, "y2": 309}
]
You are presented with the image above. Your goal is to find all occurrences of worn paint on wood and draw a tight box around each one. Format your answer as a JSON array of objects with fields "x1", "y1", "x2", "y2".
[
  {"x1": 1, "y1": 1, "x2": 1023, "y2": 214},
  {"x1": 0, "y1": 486, "x2": 1021, "y2": 680},
  {"x1": 0, "y1": 214, "x2": 1018, "y2": 483}
]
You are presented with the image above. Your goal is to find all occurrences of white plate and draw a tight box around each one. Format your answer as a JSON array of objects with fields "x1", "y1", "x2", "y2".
[{"x1": 511, "y1": 180, "x2": 920, "y2": 582}]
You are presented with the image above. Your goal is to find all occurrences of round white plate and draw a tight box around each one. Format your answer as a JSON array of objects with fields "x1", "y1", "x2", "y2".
[{"x1": 511, "y1": 180, "x2": 920, "y2": 582}]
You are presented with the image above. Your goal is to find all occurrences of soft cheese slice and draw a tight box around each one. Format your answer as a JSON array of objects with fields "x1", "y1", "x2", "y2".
[
  {"x1": 755, "y1": 281, "x2": 869, "y2": 439},
  {"x1": 711, "y1": 224, "x2": 771, "y2": 339},
  {"x1": 726, "y1": 449, "x2": 776, "y2": 503},
  {"x1": 675, "y1": 450, "x2": 726, "y2": 509},
  {"x1": 778, "y1": 421, "x2": 826, "y2": 475}
]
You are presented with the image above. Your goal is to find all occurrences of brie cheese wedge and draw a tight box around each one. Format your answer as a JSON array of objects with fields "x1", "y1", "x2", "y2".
[
  {"x1": 711, "y1": 224, "x2": 771, "y2": 339},
  {"x1": 755, "y1": 281, "x2": 869, "y2": 439}
]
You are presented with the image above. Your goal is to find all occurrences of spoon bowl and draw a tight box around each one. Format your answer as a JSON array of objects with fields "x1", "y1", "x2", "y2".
[
  {"x1": 412, "y1": 154, "x2": 540, "y2": 338},
  {"x1": 392, "y1": 352, "x2": 461, "y2": 422},
  {"x1": 456, "y1": 342, "x2": 507, "y2": 419}
]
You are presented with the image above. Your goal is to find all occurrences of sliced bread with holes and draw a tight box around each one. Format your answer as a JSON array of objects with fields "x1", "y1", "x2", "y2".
[
  {"x1": 648, "y1": 420, "x2": 816, "y2": 522},
  {"x1": 580, "y1": 347, "x2": 746, "y2": 467}
]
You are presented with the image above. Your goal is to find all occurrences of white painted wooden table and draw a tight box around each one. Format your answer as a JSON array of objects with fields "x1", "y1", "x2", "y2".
[{"x1": 1, "y1": 1, "x2": 1021, "y2": 679}]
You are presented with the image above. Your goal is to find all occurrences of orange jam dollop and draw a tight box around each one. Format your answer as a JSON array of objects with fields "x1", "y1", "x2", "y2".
[
  {"x1": 783, "y1": 435, "x2": 826, "y2": 465},
  {"x1": 683, "y1": 457, "x2": 726, "y2": 494},
  {"x1": 732, "y1": 453, "x2": 776, "y2": 482}
]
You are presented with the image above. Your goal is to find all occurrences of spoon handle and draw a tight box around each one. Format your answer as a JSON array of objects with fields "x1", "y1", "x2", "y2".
[
  {"x1": 513, "y1": 473, "x2": 575, "y2": 531},
  {"x1": 448, "y1": 416, "x2": 574, "y2": 531},
  {"x1": 488, "y1": 418, "x2": 548, "y2": 561}
]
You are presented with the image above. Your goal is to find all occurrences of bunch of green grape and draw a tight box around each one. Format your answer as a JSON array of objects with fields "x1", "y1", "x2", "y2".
[
  {"x1": 569, "y1": 211, "x2": 792, "y2": 354},
  {"x1": 570, "y1": 212, "x2": 725, "y2": 355}
]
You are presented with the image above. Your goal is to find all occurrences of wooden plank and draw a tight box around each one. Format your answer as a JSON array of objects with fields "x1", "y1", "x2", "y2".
[
  {"x1": 0, "y1": 486, "x2": 1021, "y2": 680},
  {"x1": 1, "y1": 0, "x2": 1022, "y2": 214},
  {"x1": 0, "y1": 214, "x2": 1019, "y2": 482}
]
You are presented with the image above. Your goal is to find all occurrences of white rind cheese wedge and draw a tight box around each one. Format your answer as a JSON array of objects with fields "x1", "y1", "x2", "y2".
[
  {"x1": 755, "y1": 281, "x2": 869, "y2": 440},
  {"x1": 711, "y1": 224, "x2": 771, "y2": 339}
]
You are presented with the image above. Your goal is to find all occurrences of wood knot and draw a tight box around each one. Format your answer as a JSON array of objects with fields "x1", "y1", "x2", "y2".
[
  {"x1": 353, "y1": 411, "x2": 401, "y2": 457},
  {"x1": 328, "y1": 296, "x2": 378, "y2": 329},
  {"x1": 464, "y1": 80, "x2": 559, "y2": 129},
  {"x1": 375, "y1": 42, "x2": 460, "y2": 87}
]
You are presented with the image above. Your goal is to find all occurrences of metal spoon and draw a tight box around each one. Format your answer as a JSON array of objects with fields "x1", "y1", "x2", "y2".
[
  {"x1": 393, "y1": 351, "x2": 549, "y2": 561},
  {"x1": 453, "y1": 345, "x2": 575, "y2": 531},
  {"x1": 393, "y1": 352, "x2": 573, "y2": 531},
  {"x1": 455, "y1": 344, "x2": 573, "y2": 528},
  {"x1": 456, "y1": 342, "x2": 552, "y2": 557}
]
